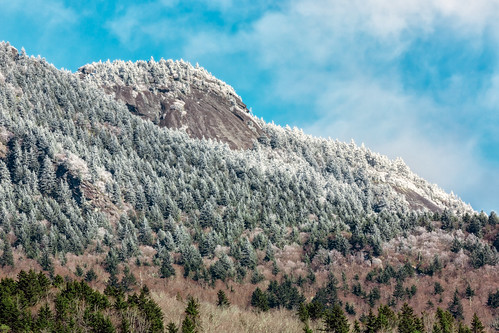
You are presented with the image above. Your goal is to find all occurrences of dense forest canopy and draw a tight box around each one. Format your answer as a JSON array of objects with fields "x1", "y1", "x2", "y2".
[{"x1": 0, "y1": 42, "x2": 497, "y2": 332}]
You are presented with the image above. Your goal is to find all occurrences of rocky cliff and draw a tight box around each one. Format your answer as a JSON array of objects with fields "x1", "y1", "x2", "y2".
[{"x1": 78, "y1": 59, "x2": 262, "y2": 149}]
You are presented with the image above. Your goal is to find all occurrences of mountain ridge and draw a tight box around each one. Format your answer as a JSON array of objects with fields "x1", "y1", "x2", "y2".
[{"x1": 76, "y1": 54, "x2": 471, "y2": 215}]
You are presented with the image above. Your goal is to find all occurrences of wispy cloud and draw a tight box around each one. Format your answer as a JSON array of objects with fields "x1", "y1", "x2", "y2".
[{"x1": 0, "y1": 0, "x2": 77, "y2": 26}]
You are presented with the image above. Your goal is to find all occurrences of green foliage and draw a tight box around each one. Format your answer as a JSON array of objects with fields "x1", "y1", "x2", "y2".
[
  {"x1": 297, "y1": 302, "x2": 310, "y2": 323},
  {"x1": 167, "y1": 322, "x2": 179, "y2": 333},
  {"x1": 487, "y1": 289, "x2": 499, "y2": 308},
  {"x1": 398, "y1": 303, "x2": 423, "y2": 333},
  {"x1": 75, "y1": 265, "x2": 84, "y2": 277},
  {"x1": 376, "y1": 304, "x2": 397, "y2": 332},
  {"x1": 0, "y1": 270, "x2": 164, "y2": 333},
  {"x1": 433, "y1": 308, "x2": 455, "y2": 333},
  {"x1": 434, "y1": 282, "x2": 444, "y2": 295},
  {"x1": 181, "y1": 316, "x2": 196, "y2": 333},
  {"x1": 0, "y1": 236, "x2": 14, "y2": 267},
  {"x1": 181, "y1": 297, "x2": 200, "y2": 333},
  {"x1": 323, "y1": 304, "x2": 350, "y2": 333},
  {"x1": 85, "y1": 268, "x2": 98, "y2": 282},
  {"x1": 250, "y1": 268, "x2": 264, "y2": 284},
  {"x1": 352, "y1": 282, "x2": 364, "y2": 297},
  {"x1": 393, "y1": 280, "x2": 405, "y2": 300},
  {"x1": 160, "y1": 252, "x2": 176, "y2": 278},
  {"x1": 364, "y1": 309, "x2": 379, "y2": 333},
  {"x1": 471, "y1": 313, "x2": 485, "y2": 333},
  {"x1": 345, "y1": 302, "x2": 356, "y2": 315},
  {"x1": 250, "y1": 287, "x2": 269, "y2": 312},
  {"x1": 216, "y1": 290, "x2": 230, "y2": 308},
  {"x1": 367, "y1": 287, "x2": 380, "y2": 307},
  {"x1": 465, "y1": 284, "x2": 475, "y2": 299},
  {"x1": 448, "y1": 289, "x2": 463, "y2": 320}
]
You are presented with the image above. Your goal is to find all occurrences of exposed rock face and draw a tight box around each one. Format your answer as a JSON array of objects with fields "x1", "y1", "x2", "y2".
[{"x1": 78, "y1": 59, "x2": 262, "y2": 149}]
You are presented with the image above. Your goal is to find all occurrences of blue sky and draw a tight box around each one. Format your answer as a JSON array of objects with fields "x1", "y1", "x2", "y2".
[{"x1": 1, "y1": 0, "x2": 498, "y2": 212}]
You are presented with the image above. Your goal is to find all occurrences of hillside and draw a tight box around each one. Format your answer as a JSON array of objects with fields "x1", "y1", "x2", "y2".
[{"x1": 0, "y1": 42, "x2": 498, "y2": 332}]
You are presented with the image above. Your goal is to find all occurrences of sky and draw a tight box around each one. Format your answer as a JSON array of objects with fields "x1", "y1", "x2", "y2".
[{"x1": 1, "y1": 0, "x2": 498, "y2": 212}]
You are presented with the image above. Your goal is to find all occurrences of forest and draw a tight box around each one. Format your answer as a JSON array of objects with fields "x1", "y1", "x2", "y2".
[{"x1": 0, "y1": 42, "x2": 497, "y2": 331}]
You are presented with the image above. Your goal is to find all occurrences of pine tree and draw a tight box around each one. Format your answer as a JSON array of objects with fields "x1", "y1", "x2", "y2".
[
  {"x1": 434, "y1": 282, "x2": 444, "y2": 295},
  {"x1": 465, "y1": 284, "x2": 475, "y2": 299},
  {"x1": 364, "y1": 309, "x2": 379, "y2": 333},
  {"x1": 470, "y1": 313, "x2": 485, "y2": 333},
  {"x1": 448, "y1": 289, "x2": 464, "y2": 320},
  {"x1": 160, "y1": 252, "x2": 176, "y2": 278},
  {"x1": 216, "y1": 290, "x2": 230, "y2": 308},
  {"x1": 323, "y1": 304, "x2": 349, "y2": 333},
  {"x1": 393, "y1": 280, "x2": 405, "y2": 300},
  {"x1": 1, "y1": 236, "x2": 14, "y2": 267},
  {"x1": 240, "y1": 238, "x2": 257, "y2": 269},
  {"x1": 352, "y1": 320, "x2": 361, "y2": 333},
  {"x1": 377, "y1": 304, "x2": 396, "y2": 332},
  {"x1": 458, "y1": 322, "x2": 471, "y2": 333},
  {"x1": 181, "y1": 316, "x2": 195, "y2": 333},
  {"x1": 167, "y1": 322, "x2": 179, "y2": 333},
  {"x1": 434, "y1": 308, "x2": 455, "y2": 333},
  {"x1": 182, "y1": 297, "x2": 200, "y2": 333},
  {"x1": 38, "y1": 156, "x2": 55, "y2": 195},
  {"x1": 251, "y1": 287, "x2": 269, "y2": 312},
  {"x1": 398, "y1": 303, "x2": 418, "y2": 333}
]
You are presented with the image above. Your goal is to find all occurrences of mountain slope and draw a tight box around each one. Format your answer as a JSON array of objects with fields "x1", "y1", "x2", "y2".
[
  {"x1": 0, "y1": 42, "x2": 497, "y2": 330},
  {"x1": 76, "y1": 55, "x2": 471, "y2": 214}
]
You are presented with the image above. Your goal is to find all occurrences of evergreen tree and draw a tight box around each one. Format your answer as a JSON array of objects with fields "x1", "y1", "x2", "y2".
[
  {"x1": 448, "y1": 289, "x2": 464, "y2": 320},
  {"x1": 38, "y1": 156, "x2": 55, "y2": 195},
  {"x1": 398, "y1": 303, "x2": 420, "y2": 333},
  {"x1": 487, "y1": 289, "x2": 499, "y2": 308},
  {"x1": 167, "y1": 322, "x2": 179, "y2": 333},
  {"x1": 434, "y1": 282, "x2": 444, "y2": 295},
  {"x1": 323, "y1": 304, "x2": 349, "y2": 333},
  {"x1": 240, "y1": 238, "x2": 257, "y2": 269},
  {"x1": 181, "y1": 316, "x2": 196, "y2": 333},
  {"x1": 84, "y1": 268, "x2": 97, "y2": 282},
  {"x1": 1, "y1": 236, "x2": 14, "y2": 267},
  {"x1": 353, "y1": 320, "x2": 361, "y2": 333},
  {"x1": 470, "y1": 313, "x2": 485, "y2": 333},
  {"x1": 216, "y1": 290, "x2": 230, "y2": 308},
  {"x1": 364, "y1": 309, "x2": 379, "y2": 333},
  {"x1": 465, "y1": 284, "x2": 475, "y2": 299},
  {"x1": 251, "y1": 287, "x2": 269, "y2": 312},
  {"x1": 433, "y1": 308, "x2": 454, "y2": 333},
  {"x1": 160, "y1": 252, "x2": 176, "y2": 278},
  {"x1": 393, "y1": 280, "x2": 405, "y2": 300},
  {"x1": 182, "y1": 297, "x2": 200, "y2": 333}
]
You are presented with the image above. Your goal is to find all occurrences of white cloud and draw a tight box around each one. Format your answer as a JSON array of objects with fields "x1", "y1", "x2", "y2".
[{"x1": 0, "y1": 0, "x2": 77, "y2": 26}]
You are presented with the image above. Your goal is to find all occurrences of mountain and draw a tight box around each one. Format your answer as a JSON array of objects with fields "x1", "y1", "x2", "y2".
[
  {"x1": 0, "y1": 42, "x2": 497, "y2": 331},
  {"x1": 77, "y1": 55, "x2": 471, "y2": 215},
  {"x1": 78, "y1": 59, "x2": 262, "y2": 150}
]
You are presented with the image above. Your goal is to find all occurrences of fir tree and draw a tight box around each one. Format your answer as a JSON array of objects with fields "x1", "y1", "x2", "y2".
[
  {"x1": 216, "y1": 290, "x2": 230, "y2": 308},
  {"x1": 251, "y1": 287, "x2": 269, "y2": 312},
  {"x1": 470, "y1": 313, "x2": 485, "y2": 333},
  {"x1": 1, "y1": 236, "x2": 14, "y2": 267},
  {"x1": 398, "y1": 303, "x2": 419, "y2": 333},
  {"x1": 38, "y1": 156, "x2": 55, "y2": 195},
  {"x1": 160, "y1": 252, "x2": 176, "y2": 278},
  {"x1": 167, "y1": 322, "x2": 179, "y2": 333},
  {"x1": 448, "y1": 289, "x2": 464, "y2": 320},
  {"x1": 323, "y1": 304, "x2": 350, "y2": 333}
]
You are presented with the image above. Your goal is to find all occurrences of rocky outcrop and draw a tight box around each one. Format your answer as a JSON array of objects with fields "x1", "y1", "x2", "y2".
[{"x1": 78, "y1": 59, "x2": 262, "y2": 149}]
